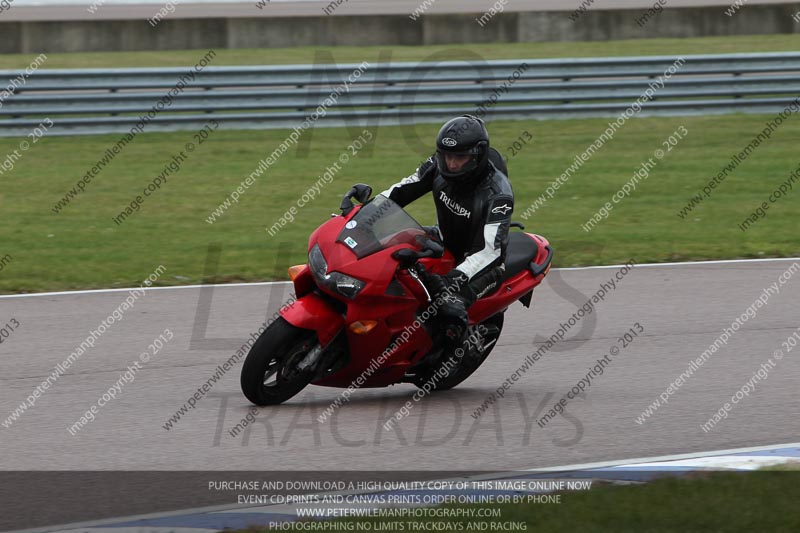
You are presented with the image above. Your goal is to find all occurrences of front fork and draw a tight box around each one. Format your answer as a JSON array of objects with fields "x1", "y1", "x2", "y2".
[
  {"x1": 297, "y1": 329, "x2": 349, "y2": 381},
  {"x1": 280, "y1": 290, "x2": 350, "y2": 379}
]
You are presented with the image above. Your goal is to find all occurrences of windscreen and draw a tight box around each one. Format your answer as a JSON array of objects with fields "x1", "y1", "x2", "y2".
[{"x1": 336, "y1": 195, "x2": 426, "y2": 259}]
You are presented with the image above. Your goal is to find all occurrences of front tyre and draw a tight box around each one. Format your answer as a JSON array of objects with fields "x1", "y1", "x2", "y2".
[{"x1": 240, "y1": 317, "x2": 317, "y2": 406}]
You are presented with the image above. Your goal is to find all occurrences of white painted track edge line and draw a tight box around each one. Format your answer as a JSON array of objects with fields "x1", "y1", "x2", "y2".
[
  {"x1": 523, "y1": 441, "x2": 800, "y2": 473},
  {"x1": 2, "y1": 256, "x2": 799, "y2": 300},
  {"x1": 0, "y1": 280, "x2": 291, "y2": 299}
]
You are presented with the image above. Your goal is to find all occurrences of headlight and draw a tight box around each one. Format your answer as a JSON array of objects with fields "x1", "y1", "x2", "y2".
[
  {"x1": 309, "y1": 244, "x2": 328, "y2": 279},
  {"x1": 308, "y1": 244, "x2": 365, "y2": 299},
  {"x1": 327, "y1": 273, "x2": 365, "y2": 299}
]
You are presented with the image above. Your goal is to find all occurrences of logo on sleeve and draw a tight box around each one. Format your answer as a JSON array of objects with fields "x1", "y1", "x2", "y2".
[
  {"x1": 487, "y1": 197, "x2": 514, "y2": 223},
  {"x1": 491, "y1": 204, "x2": 512, "y2": 215}
]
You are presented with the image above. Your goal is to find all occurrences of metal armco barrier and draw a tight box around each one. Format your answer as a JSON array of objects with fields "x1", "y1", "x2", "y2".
[{"x1": 1, "y1": 52, "x2": 799, "y2": 137}]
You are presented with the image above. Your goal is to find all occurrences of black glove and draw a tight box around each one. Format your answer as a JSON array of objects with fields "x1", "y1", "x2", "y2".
[
  {"x1": 438, "y1": 293, "x2": 469, "y2": 344},
  {"x1": 425, "y1": 269, "x2": 467, "y2": 299},
  {"x1": 424, "y1": 272, "x2": 448, "y2": 297},
  {"x1": 422, "y1": 225, "x2": 442, "y2": 243},
  {"x1": 442, "y1": 269, "x2": 469, "y2": 294}
]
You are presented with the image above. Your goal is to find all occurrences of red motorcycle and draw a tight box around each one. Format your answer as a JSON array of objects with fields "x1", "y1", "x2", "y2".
[{"x1": 241, "y1": 184, "x2": 553, "y2": 405}]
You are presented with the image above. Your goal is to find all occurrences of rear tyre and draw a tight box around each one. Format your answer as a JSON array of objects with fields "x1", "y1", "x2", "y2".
[
  {"x1": 412, "y1": 312, "x2": 505, "y2": 392},
  {"x1": 240, "y1": 317, "x2": 317, "y2": 406}
]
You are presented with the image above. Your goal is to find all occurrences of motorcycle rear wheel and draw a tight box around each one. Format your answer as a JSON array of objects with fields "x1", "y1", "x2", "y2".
[
  {"x1": 240, "y1": 317, "x2": 317, "y2": 406},
  {"x1": 412, "y1": 312, "x2": 505, "y2": 392}
]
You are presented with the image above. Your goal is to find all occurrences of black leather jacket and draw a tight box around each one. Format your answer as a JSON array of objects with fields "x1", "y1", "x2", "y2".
[{"x1": 379, "y1": 152, "x2": 514, "y2": 281}]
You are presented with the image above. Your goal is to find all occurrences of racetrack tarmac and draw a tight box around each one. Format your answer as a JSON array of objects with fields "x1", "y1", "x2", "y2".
[{"x1": 2, "y1": 258, "x2": 799, "y2": 475}]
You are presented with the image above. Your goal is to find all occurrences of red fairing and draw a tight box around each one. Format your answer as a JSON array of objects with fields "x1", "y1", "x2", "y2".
[
  {"x1": 289, "y1": 265, "x2": 315, "y2": 298},
  {"x1": 469, "y1": 233, "x2": 549, "y2": 324},
  {"x1": 280, "y1": 292, "x2": 344, "y2": 347},
  {"x1": 279, "y1": 200, "x2": 551, "y2": 389},
  {"x1": 532, "y1": 234, "x2": 552, "y2": 275}
]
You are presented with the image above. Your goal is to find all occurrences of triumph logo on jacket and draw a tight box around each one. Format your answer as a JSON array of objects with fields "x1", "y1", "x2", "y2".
[{"x1": 438, "y1": 191, "x2": 471, "y2": 218}]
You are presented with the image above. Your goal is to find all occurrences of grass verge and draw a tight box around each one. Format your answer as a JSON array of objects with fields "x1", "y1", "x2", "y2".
[
  {"x1": 1, "y1": 34, "x2": 799, "y2": 69},
  {"x1": 0, "y1": 112, "x2": 798, "y2": 293},
  {"x1": 233, "y1": 471, "x2": 800, "y2": 532}
]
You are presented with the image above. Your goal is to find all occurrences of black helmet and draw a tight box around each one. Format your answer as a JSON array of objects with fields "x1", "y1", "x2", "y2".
[{"x1": 435, "y1": 115, "x2": 490, "y2": 187}]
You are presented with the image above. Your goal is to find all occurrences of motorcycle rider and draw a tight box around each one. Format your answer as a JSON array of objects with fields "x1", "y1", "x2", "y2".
[{"x1": 379, "y1": 115, "x2": 514, "y2": 348}]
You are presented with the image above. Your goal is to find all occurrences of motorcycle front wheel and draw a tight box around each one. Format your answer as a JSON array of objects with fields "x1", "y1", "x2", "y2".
[{"x1": 240, "y1": 317, "x2": 317, "y2": 406}]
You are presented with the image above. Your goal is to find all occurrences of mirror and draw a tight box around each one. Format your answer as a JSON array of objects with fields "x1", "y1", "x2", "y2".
[
  {"x1": 352, "y1": 183, "x2": 372, "y2": 204},
  {"x1": 340, "y1": 183, "x2": 373, "y2": 216}
]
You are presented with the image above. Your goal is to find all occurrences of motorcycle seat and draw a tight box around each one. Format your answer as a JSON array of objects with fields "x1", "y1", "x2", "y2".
[{"x1": 502, "y1": 232, "x2": 539, "y2": 281}]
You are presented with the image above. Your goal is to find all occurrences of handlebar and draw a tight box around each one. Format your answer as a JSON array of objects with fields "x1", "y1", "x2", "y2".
[{"x1": 391, "y1": 237, "x2": 444, "y2": 268}]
